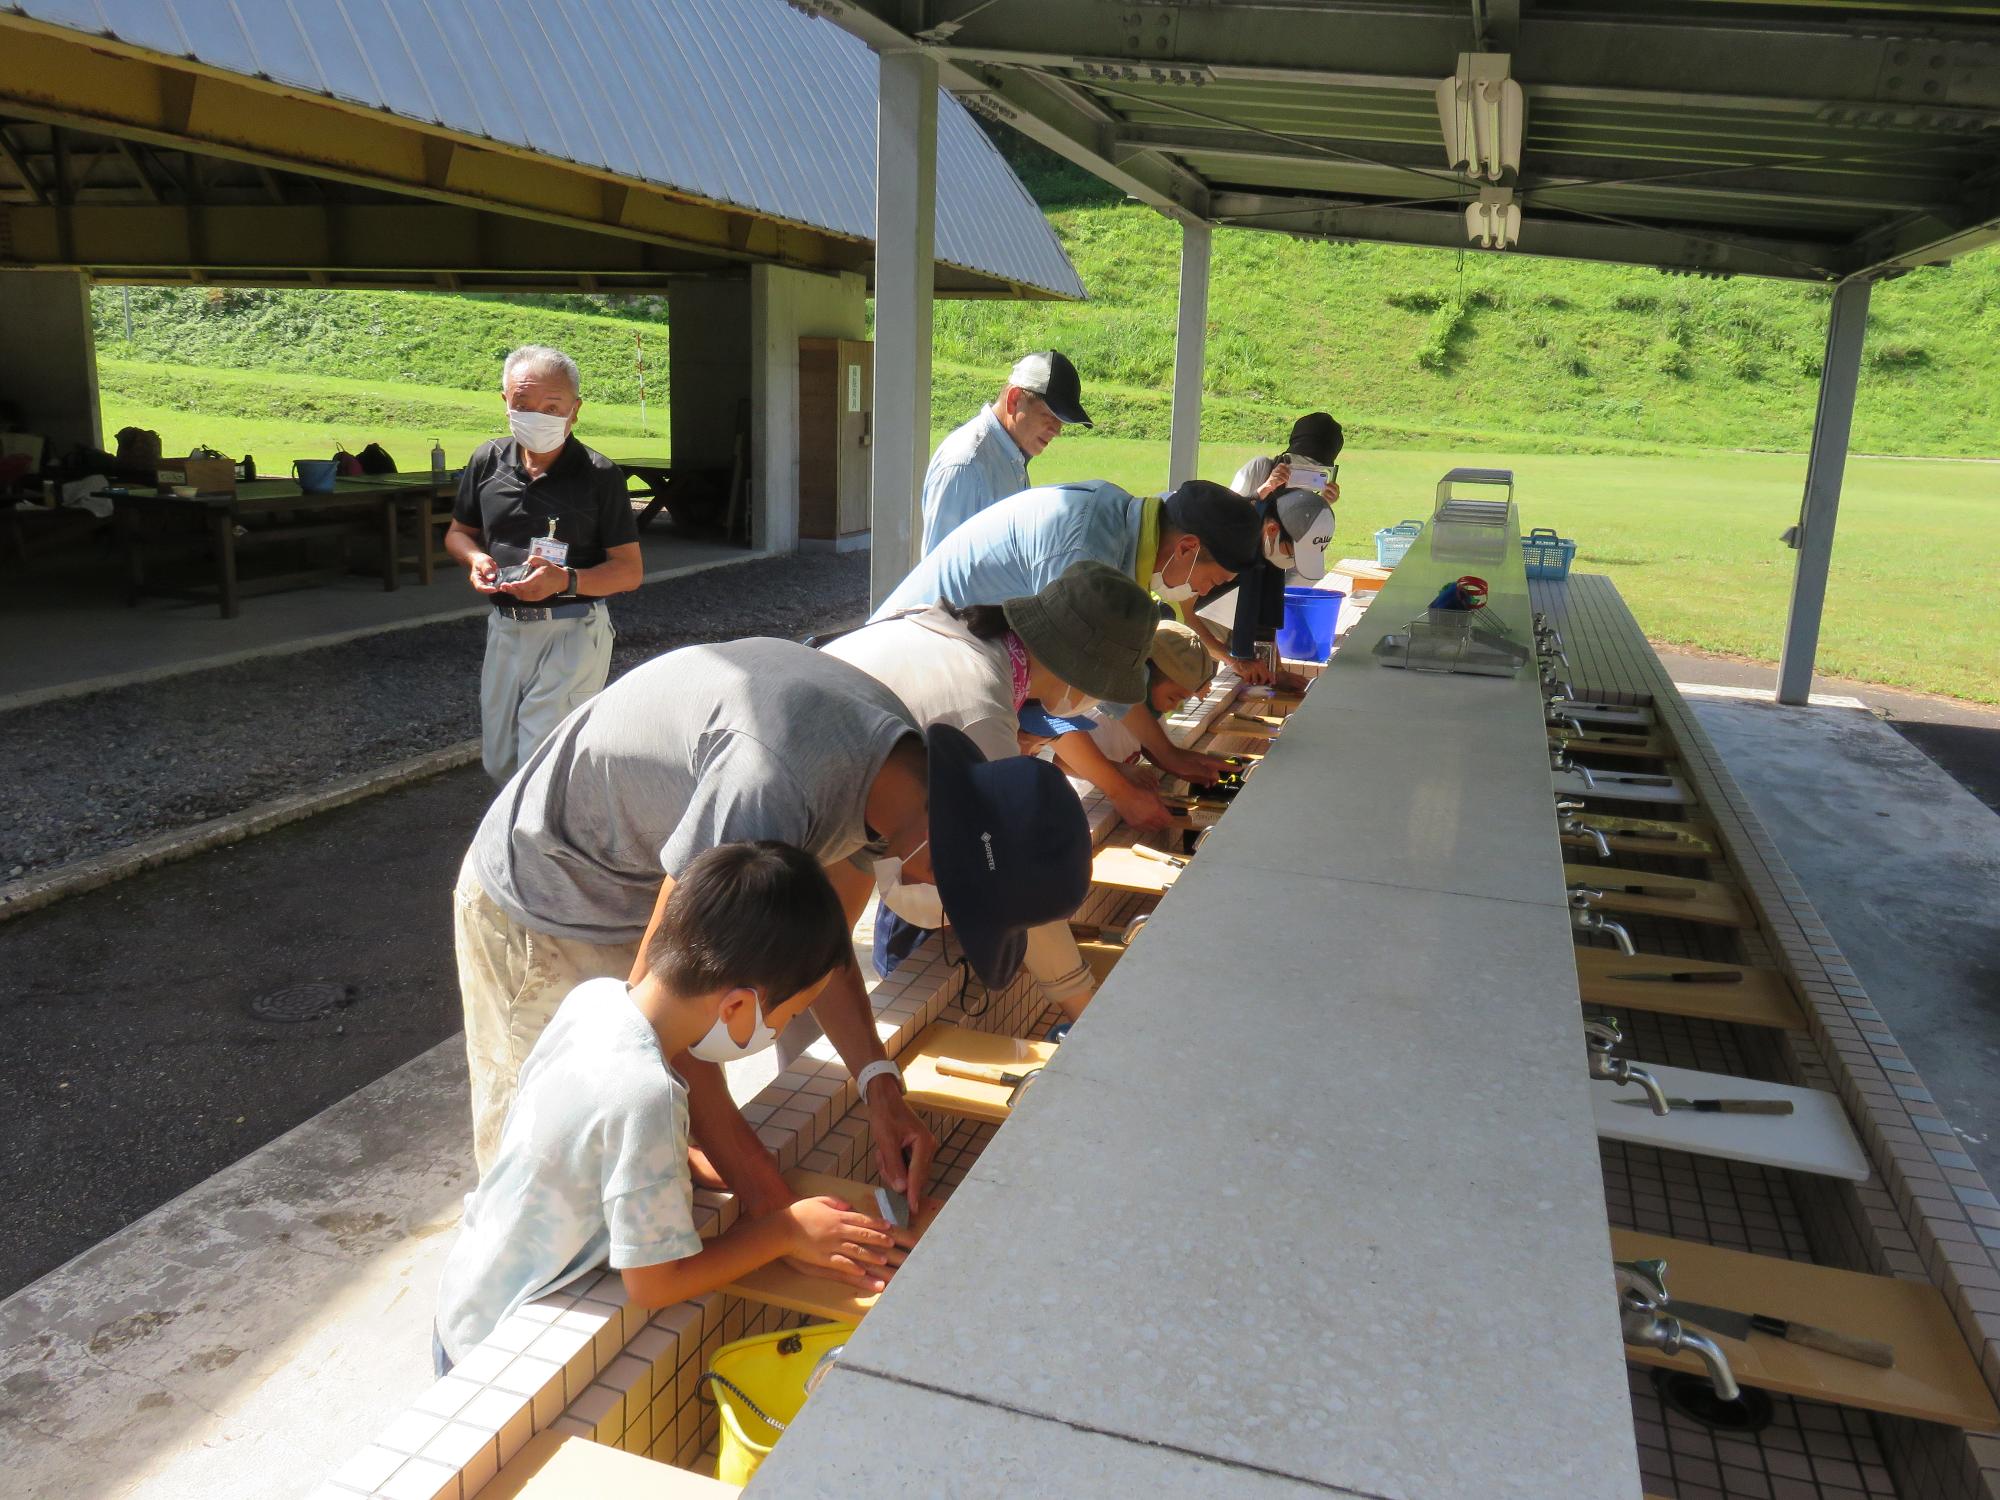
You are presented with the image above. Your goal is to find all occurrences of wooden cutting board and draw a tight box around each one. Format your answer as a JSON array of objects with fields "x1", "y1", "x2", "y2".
[
  {"x1": 1554, "y1": 766, "x2": 1697, "y2": 807},
  {"x1": 1561, "y1": 812, "x2": 1719, "y2": 861},
  {"x1": 720, "y1": 1167, "x2": 942, "y2": 1323},
  {"x1": 1563, "y1": 863, "x2": 1752, "y2": 929},
  {"x1": 1091, "y1": 843, "x2": 1184, "y2": 894},
  {"x1": 1574, "y1": 947, "x2": 1806, "y2": 1030},
  {"x1": 1611, "y1": 1229, "x2": 2000, "y2": 1430},
  {"x1": 1591, "y1": 1061, "x2": 1869, "y2": 1181},
  {"x1": 1549, "y1": 727, "x2": 1675, "y2": 762},
  {"x1": 485, "y1": 1433, "x2": 739, "y2": 1498},
  {"x1": 901, "y1": 1021, "x2": 1058, "y2": 1124}
]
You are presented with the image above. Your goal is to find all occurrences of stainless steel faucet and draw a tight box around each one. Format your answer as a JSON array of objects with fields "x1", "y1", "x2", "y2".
[
  {"x1": 1542, "y1": 667, "x2": 1575, "y2": 700},
  {"x1": 803, "y1": 1344, "x2": 845, "y2": 1399},
  {"x1": 1551, "y1": 747, "x2": 1598, "y2": 788},
  {"x1": 1563, "y1": 816, "x2": 1613, "y2": 859},
  {"x1": 1549, "y1": 712, "x2": 1586, "y2": 737},
  {"x1": 1585, "y1": 1015, "x2": 1670, "y2": 1114},
  {"x1": 1571, "y1": 902, "x2": 1636, "y2": 956},
  {"x1": 1615, "y1": 1259, "x2": 1742, "y2": 1401},
  {"x1": 1119, "y1": 911, "x2": 1151, "y2": 946}
]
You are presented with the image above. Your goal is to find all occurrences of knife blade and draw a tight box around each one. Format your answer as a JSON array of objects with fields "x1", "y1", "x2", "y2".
[
  {"x1": 1667, "y1": 1298, "x2": 1895, "y2": 1369},
  {"x1": 873, "y1": 1184, "x2": 910, "y2": 1230},
  {"x1": 1600, "y1": 773, "x2": 1677, "y2": 787},
  {"x1": 1604, "y1": 969, "x2": 1745, "y2": 985},
  {"x1": 1614, "y1": 1096, "x2": 1795, "y2": 1115},
  {"x1": 1595, "y1": 882, "x2": 1698, "y2": 901}
]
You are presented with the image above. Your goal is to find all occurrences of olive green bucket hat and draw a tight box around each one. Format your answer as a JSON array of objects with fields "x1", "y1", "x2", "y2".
[{"x1": 1002, "y1": 560, "x2": 1155, "y2": 706}]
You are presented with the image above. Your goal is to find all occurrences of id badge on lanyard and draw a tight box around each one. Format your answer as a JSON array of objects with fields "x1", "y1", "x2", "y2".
[{"x1": 527, "y1": 518, "x2": 569, "y2": 568}]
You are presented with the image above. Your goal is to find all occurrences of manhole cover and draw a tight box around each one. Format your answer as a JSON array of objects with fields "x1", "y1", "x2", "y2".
[{"x1": 249, "y1": 981, "x2": 353, "y2": 1023}]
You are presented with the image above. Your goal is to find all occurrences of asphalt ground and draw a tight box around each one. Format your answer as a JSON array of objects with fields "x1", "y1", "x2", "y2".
[{"x1": 0, "y1": 552, "x2": 869, "y2": 1295}]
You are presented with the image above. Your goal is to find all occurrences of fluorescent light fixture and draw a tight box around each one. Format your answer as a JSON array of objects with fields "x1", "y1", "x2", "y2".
[
  {"x1": 1466, "y1": 187, "x2": 1521, "y2": 250},
  {"x1": 1436, "y1": 52, "x2": 1523, "y2": 183}
]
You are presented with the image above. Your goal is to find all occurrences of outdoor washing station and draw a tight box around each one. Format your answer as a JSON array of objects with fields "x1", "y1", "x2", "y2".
[{"x1": 321, "y1": 505, "x2": 2000, "y2": 1500}]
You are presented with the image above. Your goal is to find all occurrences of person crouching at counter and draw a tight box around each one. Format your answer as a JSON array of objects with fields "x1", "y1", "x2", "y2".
[
  {"x1": 433, "y1": 842, "x2": 905, "y2": 1376},
  {"x1": 824, "y1": 560, "x2": 1158, "y2": 1009}
]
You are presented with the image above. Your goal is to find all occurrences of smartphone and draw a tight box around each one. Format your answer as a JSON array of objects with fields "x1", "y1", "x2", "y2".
[{"x1": 496, "y1": 561, "x2": 534, "y2": 586}]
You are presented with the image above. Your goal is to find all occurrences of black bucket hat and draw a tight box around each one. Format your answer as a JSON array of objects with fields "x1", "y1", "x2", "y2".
[{"x1": 924, "y1": 723, "x2": 1092, "y2": 988}]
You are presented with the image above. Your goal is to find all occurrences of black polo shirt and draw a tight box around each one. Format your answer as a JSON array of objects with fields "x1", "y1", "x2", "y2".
[{"x1": 452, "y1": 436, "x2": 638, "y2": 603}]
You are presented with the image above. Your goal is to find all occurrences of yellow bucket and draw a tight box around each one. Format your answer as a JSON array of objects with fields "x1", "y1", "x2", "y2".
[{"x1": 705, "y1": 1322, "x2": 855, "y2": 1486}]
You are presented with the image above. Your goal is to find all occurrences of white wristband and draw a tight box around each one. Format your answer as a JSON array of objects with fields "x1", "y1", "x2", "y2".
[{"x1": 854, "y1": 1059, "x2": 903, "y2": 1098}]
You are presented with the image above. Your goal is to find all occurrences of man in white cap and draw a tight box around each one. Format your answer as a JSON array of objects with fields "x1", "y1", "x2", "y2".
[{"x1": 919, "y1": 350, "x2": 1091, "y2": 556}]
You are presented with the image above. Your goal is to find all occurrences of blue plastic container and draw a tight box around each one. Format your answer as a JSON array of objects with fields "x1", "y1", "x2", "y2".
[
  {"x1": 1521, "y1": 527, "x2": 1578, "y2": 580},
  {"x1": 1276, "y1": 587, "x2": 1344, "y2": 663},
  {"x1": 1374, "y1": 519, "x2": 1424, "y2": 567},
  {"x1": 292, "y1": 458, "x2": 338, "y2": 494}
]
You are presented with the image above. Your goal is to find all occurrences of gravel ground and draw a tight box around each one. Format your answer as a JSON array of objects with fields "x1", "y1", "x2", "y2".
[{"x1": 0, "y1": 550, "x2": 869, "y2": 877}]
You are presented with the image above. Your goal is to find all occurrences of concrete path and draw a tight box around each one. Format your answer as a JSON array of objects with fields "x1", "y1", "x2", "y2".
[{"x1": 1687, "y1": 689, "x2": 2000, "y2": 1186}]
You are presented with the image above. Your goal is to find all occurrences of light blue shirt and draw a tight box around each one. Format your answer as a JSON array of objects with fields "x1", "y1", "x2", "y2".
[
  {"x1": 874, "y1": 480, "x2": 1145, "y2": 621},
  {"x1": 919, "y1": 406, "x2": 1029, "y2": 556},
  {"x1": 435, "y1": 978, "x2": 700, "y2": 1361}
]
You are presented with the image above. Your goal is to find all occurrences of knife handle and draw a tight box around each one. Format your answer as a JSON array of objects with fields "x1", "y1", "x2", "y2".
[
  {"x1": 1766, "y1": 1318, "x2": 1896, "y2": 1369},
  {"x1": 934, "y1": 1059, "x2": 1019, "y2": 1086},
  {"x1": 1709, "y1": 1100, "x2": 1796, "y2": 1115}
]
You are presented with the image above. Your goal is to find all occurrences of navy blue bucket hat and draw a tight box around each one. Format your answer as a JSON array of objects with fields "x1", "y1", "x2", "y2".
[{"x1": 924, "y1": 723, "x2": 1092, "y2": 988}]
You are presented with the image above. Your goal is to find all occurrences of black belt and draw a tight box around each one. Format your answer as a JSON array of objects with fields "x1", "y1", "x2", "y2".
[{"x1": 492, "y1": 599, "x2": 595, "y2": 622}]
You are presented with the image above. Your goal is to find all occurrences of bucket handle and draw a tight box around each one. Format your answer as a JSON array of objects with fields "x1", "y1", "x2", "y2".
[{"x1": 1528, "y1": 527, "x2": 1561, "y2": 540}]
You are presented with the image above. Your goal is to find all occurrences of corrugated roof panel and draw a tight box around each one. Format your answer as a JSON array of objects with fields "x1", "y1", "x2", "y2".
[{"x1": 13, "y1": 0, "x2": 1082, "y2": 295}]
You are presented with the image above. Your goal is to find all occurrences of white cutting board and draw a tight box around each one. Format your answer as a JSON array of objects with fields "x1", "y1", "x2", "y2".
[
  {"x1": 1563, "y1": 700, "x2": 1656, "y2": 729},
  {"x1": 1591, "y1": 1061, "x2": 1871, "y2": 1181},
  {"x1": 1553, "y1": 767, "x2": 1695, "y2": 806}
]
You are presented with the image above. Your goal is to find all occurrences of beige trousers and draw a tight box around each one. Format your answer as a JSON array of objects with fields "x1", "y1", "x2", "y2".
[
  {"x1": 479, "y1": 603, "x2": 614, "y2": 785},
  {"x1": 453, "y1": 852, "x2": 637, "y2": 1172}
]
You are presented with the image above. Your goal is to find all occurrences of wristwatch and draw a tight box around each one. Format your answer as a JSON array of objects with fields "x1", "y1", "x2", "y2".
[{"x1": 564, "y1": 566, "x2": 578, "y2": 596}]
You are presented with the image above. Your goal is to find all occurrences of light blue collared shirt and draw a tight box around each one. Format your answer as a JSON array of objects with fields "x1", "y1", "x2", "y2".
[{"x1": 919, "y1": 406, "x2": 1030, "y2": 556}]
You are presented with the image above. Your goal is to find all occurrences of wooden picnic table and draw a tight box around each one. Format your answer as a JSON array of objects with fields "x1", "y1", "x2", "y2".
[
  {"x1": 611, "y1": 457, "x2": 676, "y2": 531},
  {"x1": 105, "y1": 473, "x2": 453, "y2": 619}
]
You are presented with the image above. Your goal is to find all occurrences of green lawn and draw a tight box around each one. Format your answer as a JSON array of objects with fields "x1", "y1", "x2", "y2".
[{"x1": 98, "y1": 381, "x2": 1998, "y2": 705}]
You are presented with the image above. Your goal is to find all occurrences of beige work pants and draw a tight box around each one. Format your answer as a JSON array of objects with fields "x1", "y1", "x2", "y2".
[
  {"x1": 480, "y1": 603, "x2": 614, "y2": 785},
  {"x1": 453, "y1": 852, "x2": 637, "y2": 1172}
]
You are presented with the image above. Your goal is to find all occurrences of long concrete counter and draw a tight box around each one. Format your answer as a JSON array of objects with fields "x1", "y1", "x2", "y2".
[{"x1": 756, "y1": 522, "x2": 1643, "y2": 1497}]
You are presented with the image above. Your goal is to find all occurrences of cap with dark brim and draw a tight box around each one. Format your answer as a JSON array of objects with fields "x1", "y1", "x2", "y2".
[
  {"x1": 1009, "y1": 350, "x2": 1092, "y2": 428},
  {"x1": 925, "y1": 723, "x2": 1092, "y2": 989},
  {"x1": 1162, "y1": 479, "x2": 1263, "y2": 574}
]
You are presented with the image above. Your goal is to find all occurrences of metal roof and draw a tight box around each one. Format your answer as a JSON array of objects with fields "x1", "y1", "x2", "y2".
[
  {"x1": 817, "y1": 0, "x2": 2000, "y2": 282},
  {"x1": 1, "y1": 0, "x2": 1083, "y2": 298}
]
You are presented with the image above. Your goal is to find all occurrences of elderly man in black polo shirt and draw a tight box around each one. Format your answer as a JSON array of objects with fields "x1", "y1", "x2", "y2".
[{"x1": 447, "y1": 344, "x2": 643, "y2": 783}]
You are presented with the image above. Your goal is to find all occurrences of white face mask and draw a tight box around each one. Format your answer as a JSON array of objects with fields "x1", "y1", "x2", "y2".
[
  {"x1": 688, "y1": 988, "x2": 779, "y2": 1063},
  {"x1": 1151, "y1": 544, "x2": 1198, "y2": 603},
  {"x1": 873, "y1": 838, "x2": 945, "y2": 929},
  {"x1": 1046, "y1": 684, "x2": 1098, "y2": 718},
  {"x1": 508, "y1": 407, "x2": 571, "y2": 454},
  {"x1": 1261, "y1": 528, "x2": 1293, "y2": 571}
]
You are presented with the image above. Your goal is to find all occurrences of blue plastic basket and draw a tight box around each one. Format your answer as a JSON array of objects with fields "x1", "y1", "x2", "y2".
[
  {"x1": 1522, "y1": 527, "x2": 1577, "y2": 580},
  {"x1": 1374, "y1": 519, "x2": 1424, "y2": 567}
]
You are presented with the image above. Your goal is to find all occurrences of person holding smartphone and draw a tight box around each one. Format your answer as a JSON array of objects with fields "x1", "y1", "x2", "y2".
[{"x1": 446, "y1": 345, "x2": 644, "y2": 784}]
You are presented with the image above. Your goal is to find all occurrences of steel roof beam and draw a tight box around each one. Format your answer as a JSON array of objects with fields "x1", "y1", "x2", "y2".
[
  {"x1": 1839, "y1": 167, "x2": 2000, "y2": 271},
  {"x1": 1206, "y1": 189, "x2": 1839, "y2": 278}
]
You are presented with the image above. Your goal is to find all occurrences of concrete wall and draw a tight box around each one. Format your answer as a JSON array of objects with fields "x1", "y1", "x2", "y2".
[
  {"x1": 668, "y1": 268, "x2": 865, "y2": 556},
  {"x1": 0, "y1": 270, "x2": 101, "y2": 455}
]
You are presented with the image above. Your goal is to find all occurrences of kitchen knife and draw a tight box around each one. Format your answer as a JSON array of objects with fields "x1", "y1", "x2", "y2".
[
  {"x1": 1604, "y1": 969, "x2": 1745, "y2": 985},
  {"x1": 873, "y1": 1184, "x2": 910, "y2": 1230},
  {"x1": 1593, "y1": 882, "x2": 1698, "y2": 900},
  {"x1": 935, "y1": 1059, "x2": 1040, "y2": 1088},
  {"x1": 1598, "y1": 773, "x2": 1677, "y2": 787},
  {"x1": 1667, "y1": 1298, "x2": 1895, "y2": 1369},
  {"x1": 1129, "y1": 842, "x2": 1188, "y2": 868},
  {"x1": 1614, "y1": 1096, "x2": 1795, "y2": 1115}
]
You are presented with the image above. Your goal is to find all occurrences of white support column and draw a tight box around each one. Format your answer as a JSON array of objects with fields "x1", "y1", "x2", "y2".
[
  {"x1": 1776, "y1": 276, "x2": 1871, "y2": 705},
  {"x1": 1167, "y1": 219, "x2": 1212, "y2": 490},
  {"x1": 869, "y1": 48, "x2": 938, "y2": 608}
]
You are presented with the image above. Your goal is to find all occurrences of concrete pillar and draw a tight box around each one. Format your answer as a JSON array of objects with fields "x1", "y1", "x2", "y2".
[
  {"x1": 1776, "y1": 276, "x2": 1871, "y2": 705},
  {"x1": 869, "y1": 48, "x2": 938, "y2": 609},
  {"x1": 749, "y1": 266, "x2": 867, "y2": 555},
  {"x1": 1167, "y1": 220, "x2": 1212, "y2": 490},
  {"x1": 0, "y1": 270, "x2": 101, "y2": 454}
]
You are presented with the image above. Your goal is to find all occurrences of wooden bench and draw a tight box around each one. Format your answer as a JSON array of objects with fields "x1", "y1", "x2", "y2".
[
  {"x1": 1573, "y1": 947, "x2": 1807, "y2": 1030},
  {"x1": 1563, "y1": 863, "x2": 1753, "y2": 929},
  {"x1": 900, "y1": 1022, "x2": 1058, "y2": 1125},
  {"x1": 720, "y1": 1168, "x2": 942, "y2": 1323},
  {"x1": 484, "y1": 1432, "x2": 737, "y2": 1498},
  {"x1": 1611, "y1": 1229, "x2": 2000, "y2": 1430}
]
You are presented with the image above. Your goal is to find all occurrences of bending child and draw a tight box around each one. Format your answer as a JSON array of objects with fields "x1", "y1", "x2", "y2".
[{"x1": 433, "y1": 841, "x2": 909, "y2": 1375}]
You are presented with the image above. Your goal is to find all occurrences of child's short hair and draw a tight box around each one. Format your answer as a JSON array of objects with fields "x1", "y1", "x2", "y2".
[{"x1": 646, "y1": 842, "x2": 851, "y2": 1001}]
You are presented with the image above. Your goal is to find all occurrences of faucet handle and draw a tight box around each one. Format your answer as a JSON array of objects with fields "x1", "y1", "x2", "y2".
[
  {"x1": 1554, "y1": 797, "x2": 1586, "y2": 815},
  {"x1": 1583, "y1": 1015, "x2": 1622, "y2": 1048},
  {"x1": 1615, "y1": 1257, "x2": 1670, "y2": 1308}
]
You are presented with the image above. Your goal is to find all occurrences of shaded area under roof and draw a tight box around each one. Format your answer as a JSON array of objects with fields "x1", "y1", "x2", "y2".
[
  {"x1": 0, "y1": 0, "x2": 1084, "y2": 298},
  {"x1": 820, "y1": 0, "x2": 2000, "y2": 282}
]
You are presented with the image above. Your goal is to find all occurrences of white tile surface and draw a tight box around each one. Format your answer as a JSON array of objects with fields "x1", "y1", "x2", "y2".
[{"x1": 749, "y1": 1368, "x2": 1338, "y2": 1499}]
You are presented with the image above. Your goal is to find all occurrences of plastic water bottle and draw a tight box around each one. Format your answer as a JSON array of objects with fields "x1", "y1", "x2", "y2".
[{"x1": 430, "y1": 437, "x2": 446, "y2": 483}]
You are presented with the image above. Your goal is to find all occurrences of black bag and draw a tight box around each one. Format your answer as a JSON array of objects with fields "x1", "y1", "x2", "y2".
[{"x1": 356, "y1": 442, "x2": 398, "y2": 475}]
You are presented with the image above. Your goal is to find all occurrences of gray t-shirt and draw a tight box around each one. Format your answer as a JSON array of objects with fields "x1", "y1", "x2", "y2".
[{"x1": 470, "y1": 638, "x2": 918, "y2": 944}]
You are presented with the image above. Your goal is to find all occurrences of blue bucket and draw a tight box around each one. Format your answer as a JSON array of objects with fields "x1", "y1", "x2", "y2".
[
  {"x1": 292, "y1": 458, "x2": 338, "y2": 493},
  {"x1": 1276, "y1": 587, "x2": 1344, "y2": 663}
]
